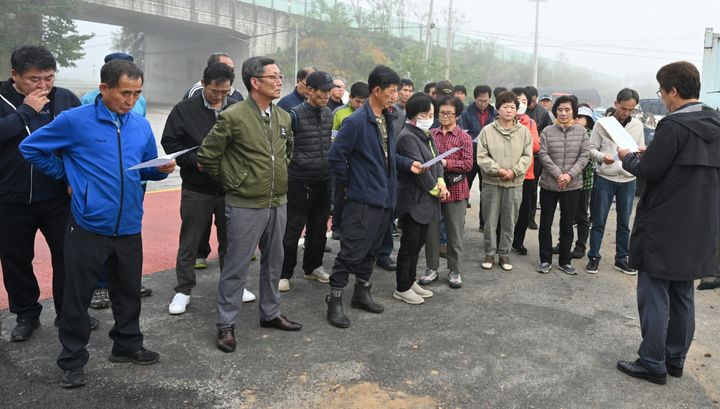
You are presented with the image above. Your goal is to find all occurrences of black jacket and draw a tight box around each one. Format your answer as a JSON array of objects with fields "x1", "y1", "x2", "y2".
[
  {"x1": 527, "y1": 104, "x2": 553, "y2": 134},
  {"x1": 622, "y1": 103, "x2": 720, "y2": 281},
  {"x1": 161, "y1": 93, "x2": 237, "y2": 194},
  {"x1": 0, "y1": 80, "x2": 80, "y2": 204},
  {"x1": 288, "y1": 101, "x2": 333, "y2": 183},
  {"x1": 396, "y1": 124, "x2": 443, "y2": 224}
]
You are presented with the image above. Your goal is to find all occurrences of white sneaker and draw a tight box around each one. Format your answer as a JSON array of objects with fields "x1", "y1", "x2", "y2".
[
  {"x1": 242, "y1": 289, "x2": 257, "y2": 302},
  {"x1": 305, "y1": 266, "x2": 330, "y2": 283},
  {"x1": 393, "y1": 289, "x2": 424, "y2": 305},
  {"x1": 168, "y1": 293, "x2": 190, "y2": 315},
  {"x1": 278, "y1": 279, "x2": 290, "y2": 293},
  {"x1": 411, "y1": 281, "x2": 433, "y2": 298}
]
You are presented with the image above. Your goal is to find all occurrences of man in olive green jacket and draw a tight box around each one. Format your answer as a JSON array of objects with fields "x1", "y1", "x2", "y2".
[{"x1": 198, "y1": 56, "x2": 302, "y2": 353}]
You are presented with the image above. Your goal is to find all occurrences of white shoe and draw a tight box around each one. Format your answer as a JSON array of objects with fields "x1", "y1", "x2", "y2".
[
  {"x1": 278, "y1": 279, "x2": 290, "y2": 293},
  {"x1": 242, "y1": 289, "x2": 257, "y2": 302},
  {"x1": 305, "y1": 266, "x2": 330, "y2": 283},
  {"x1": 168, "y1": 293, "x2": 190, "y2": 315},
  {"x1": 393, "y1": 289, "x2": 424, "y2": 305},
  {"x1": 411, "y1": 282, "x2": 434, "y2": 298}
]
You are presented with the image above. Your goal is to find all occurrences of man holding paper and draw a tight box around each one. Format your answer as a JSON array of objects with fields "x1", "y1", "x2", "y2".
[
  {"x1": 586, "y1": 88, "x2": 645, "y2": 275},
  {"x1": 19, "y1": 59, "x2": 174, "y2": 388}
]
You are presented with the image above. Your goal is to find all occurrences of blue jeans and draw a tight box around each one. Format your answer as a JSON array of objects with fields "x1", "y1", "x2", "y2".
[{"x1": 588, "y1": 176, "x2": 636, "y2": 261}]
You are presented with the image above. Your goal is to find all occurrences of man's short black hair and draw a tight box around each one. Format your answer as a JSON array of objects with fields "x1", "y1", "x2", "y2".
[
  {"x1": 437, "y1": 95, "x2": 464, "y2": 117},
  {"x1": 203, "y1": 62, "x2": 235, "y2": 86},
  {"x1": 656, "y1": 61, "x2": 701, "y2": 100},
  {"x1": 493, "y1": 86, "x2": 508, "y2": 100},
  {"x1": 368, "y1": 65, "x2": 400, "y2": 93},
  {"x1": 525, "y1": 85, "x2": 539, "y2": 99},
  {"x1": 616, "y1": 88, "x2": 640, "y2": 104},
  {"x1": 349, "y1": 81, "x2": 369, "y2": 99},
  {"x1": 241, "y1": 56, "x2": 276, "y2": 92},
  {"x1": 207, "y1": 52, "x2": 230, "y2": 66},
  {"x1": 296, "y1": 67, "x2": 315, "y2": 82},
  {"x1": 495, "y1": 91, "x2": 519, "y2": 111},
  {"x1": 552, "y1": 95, "x2": 579, "y2": 118},
  {"x1": 454, "y1": 85, "x2": 467, "y2": 95},
  {"x1": 101, "y1": 60, "x2": 143, "y2": 88},
  {"x1": 473, "y1": 85, "x2": 492, "y2": 99},
  {"x1": 511, "y1": 87, "x2": 527, "y2": 98},
  {"x1": 424, "y1": 82, "x2": 437, "y2": 94},
  {"x1": 400, "y1": 78, "x2": 415, "y2": 90},
  {"x1": 11, "y1": 45, "x2": 57, "y2": 75},
  {"x1": 405, "y1": 92, "x2": 433, "y2": 119}
]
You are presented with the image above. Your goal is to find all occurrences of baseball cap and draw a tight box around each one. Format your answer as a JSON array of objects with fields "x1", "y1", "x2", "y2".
[
  {"x1": 104, "y1": 52, "x2": 134, "y2": 63},
  {"x1": 305, "y1": 71, "x2": 338, "y2": 91},
  {"x1": 435, "y1": 80, "x2": 454, "y2": 96},
  {"x1": 539, "y1": 93, "x2": 552, "y2": 101}
]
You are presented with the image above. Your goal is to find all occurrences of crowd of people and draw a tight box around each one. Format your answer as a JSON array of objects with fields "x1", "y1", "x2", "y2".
[{"x1": 2, "y1": 44, "x2": 720, "y2": 390}]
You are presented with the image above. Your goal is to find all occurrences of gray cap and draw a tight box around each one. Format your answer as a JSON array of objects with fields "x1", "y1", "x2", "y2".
[{"x1": 539, "y1": 93, "x2": 553, "y2": 101}]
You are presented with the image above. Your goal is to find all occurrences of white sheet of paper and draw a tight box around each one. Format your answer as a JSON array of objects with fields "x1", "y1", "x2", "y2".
[
  {"x1": 596, "y1": 116, "x2": 640, "y2": 152},
  {"x1": 421, "y1": 147, "x2": 461, "y2": 168},
  {"x1": 126, "y1": 146, "x2": 198, "y2": 171}
]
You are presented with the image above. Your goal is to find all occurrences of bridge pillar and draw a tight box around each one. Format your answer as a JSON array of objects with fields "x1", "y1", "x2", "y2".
[{"x1": 143, "y1": 33, "x2": 249, "y2": 105}]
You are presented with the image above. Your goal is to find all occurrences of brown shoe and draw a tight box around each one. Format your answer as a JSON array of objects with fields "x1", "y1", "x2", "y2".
[
  {"x1": 217, "y1": 327, "x2": 236, "y2": 352},
  {"x1": 260, "y1": 314, "x2": 302, "y2": 331},
  {"x1": 499, "y1": 256, "x2": 513, "y2": 271},
  {"x1": 439, "y1": 244, "x2": 448, "y2": 258},
  {"x1": 481, "y1": 255, "x2": 494, "y2": 270}
]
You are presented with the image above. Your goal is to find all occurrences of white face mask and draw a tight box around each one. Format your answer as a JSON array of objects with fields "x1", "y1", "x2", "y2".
[
  {"x1": 415, "y1": 118, "x2": 434, "y2": 131},
  {"x1": 517, "y1": 103, "x2": 527, "y2": 115}
]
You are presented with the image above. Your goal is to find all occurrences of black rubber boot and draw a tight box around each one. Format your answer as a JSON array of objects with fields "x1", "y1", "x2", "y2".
[
  {"x1": 326, "y1": 294, "x2": 350, "y2": 328},
  {"x1": 350, "y1": 280, "x2": 384, "y2": 313}
]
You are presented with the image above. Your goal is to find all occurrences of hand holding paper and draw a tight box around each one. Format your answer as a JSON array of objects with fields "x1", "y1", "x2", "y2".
[
  {"x1": 421, "y1": 147, "x2": 461, "y2": 168},
  {"x1": 126, "y1": 146, "x2": 198, "y2": 171},
  {"x1": 596, "y1": 116, "x2": 640, "y2": 152}
]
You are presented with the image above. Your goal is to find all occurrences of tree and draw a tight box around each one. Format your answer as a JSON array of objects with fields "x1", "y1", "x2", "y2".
[
  {"x1": 0, "y1": 0, "x2": 93, "y2": 72},
  {"x1": 112, "y1": 28, "x2": 145, "y2": 69}
]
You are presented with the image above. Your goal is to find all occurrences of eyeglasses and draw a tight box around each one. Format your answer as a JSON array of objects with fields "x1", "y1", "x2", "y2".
[
  {"x1": 656, "y1": 89, "x2": 662, "y2": 98},
  {"x1": 255, "y1": 74, "x2": 284, "y2": 83},
  {"x1": 439, "y1": 111, "x2": 456, "y2": 118}
]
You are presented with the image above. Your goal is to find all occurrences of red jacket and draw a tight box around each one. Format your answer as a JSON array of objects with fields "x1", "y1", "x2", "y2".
[{"x1": 517, "y1": 114, "x2": 540, "y2": 180}]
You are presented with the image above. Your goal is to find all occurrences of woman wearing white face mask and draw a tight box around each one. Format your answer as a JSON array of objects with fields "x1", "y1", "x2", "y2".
[
  {"x1": 393, "y1": 93, "x2": 449, "y2": 304},
  {"x1": 509, "y1": 88, "x2": 541, "y2": 257},
  {"x1": 477, "y1": 91, "x2": 534, "y2": 271}
]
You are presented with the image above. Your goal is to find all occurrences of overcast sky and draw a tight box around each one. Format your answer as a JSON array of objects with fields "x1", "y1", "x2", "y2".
[{"x1": 62, "y1": 0, "x2": 719, "y2": 89}]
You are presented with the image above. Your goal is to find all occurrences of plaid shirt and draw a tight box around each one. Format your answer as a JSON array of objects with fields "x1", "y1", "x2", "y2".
[
  {"x1": 582, "y1": 128, "x2": 595, "y2": 190},
  {"x1": 431, "y1": 125, "x2": 474, "y2": 202}
]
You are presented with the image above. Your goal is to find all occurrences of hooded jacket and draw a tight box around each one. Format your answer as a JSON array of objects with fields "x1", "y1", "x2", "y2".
[
  {"x1": 19, "y1": 98, "x2": 167, "y2": 236},
  {"x1": 622, "y1": 103, "x2": 720, "y2": 281},
  {"x1": 0, "y1": 80, "x2": 80, "y2": 204},
  {"x1": 477, "y1": 118, "x2": 533, "y2": 188}
]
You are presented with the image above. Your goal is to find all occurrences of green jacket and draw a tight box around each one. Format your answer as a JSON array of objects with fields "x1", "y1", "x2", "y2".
[{"x1": 198, "y1": 96, "x2": 293, "y2": 208}]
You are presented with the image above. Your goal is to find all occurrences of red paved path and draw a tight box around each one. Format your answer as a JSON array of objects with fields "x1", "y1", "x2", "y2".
[{"x1": 0, "y1": 189, "x2": 218, "y2": 310}]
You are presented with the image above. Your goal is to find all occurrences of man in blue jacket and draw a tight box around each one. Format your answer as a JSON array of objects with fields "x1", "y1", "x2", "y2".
[
  {"x1": 20, "y1": 59, "x2": 175, "y2": 388},
  {"x1": 325, "y1": 65, "x2": 421, "y2": 328},
  {"x1": 0, "y1": 45, "x2": 98, "y2": 342}
]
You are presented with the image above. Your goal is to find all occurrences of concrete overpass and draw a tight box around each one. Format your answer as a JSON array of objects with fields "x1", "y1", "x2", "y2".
[{"x1": 77, "y1": 0, "x2": 297, "y2": 104}]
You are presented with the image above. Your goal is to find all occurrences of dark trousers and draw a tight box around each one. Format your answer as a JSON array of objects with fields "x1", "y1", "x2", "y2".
[
  {"x1": 57, "y1": 219, "x2": 144, "y2": 370},
  {"x1": 330, "y1": 200, "x2": 389, "y2": 289},
  {"x1": 538, "y1": 188, "x2": 581, "y2": 265},
  {"x1": 175, "y1": 189, "x2": 226, "y2": 294},
  {"x1": 637, "y1": 271, "x2": 695, "y2": 373},
  {"x1": 378, "y1": 210, "x2": 395, "y2": 261},
  {"x1": 395, "y1": 214, "x2": 428, "y2": 292},
  {"x1": 196, "y1": 222, "x2": 212, "y2": 259},
  {"x1": 574, "y1": 189, "x2": 591, "y2": 252},
  {"x1": 331, "y1": 180, "x2": 347, "y2": 232},
  {"x1": 0, "y1": 196, "x2": 69, "y2": 321},
  {"x1": 528, "y1": 154, "x2": 542, "y2": 222},
  {"x1": 282, "y1": 180, "x2": 330, "y2": 279},
  {"x1": 512, "y1": 178, "x2": 537, "y2": 249}
]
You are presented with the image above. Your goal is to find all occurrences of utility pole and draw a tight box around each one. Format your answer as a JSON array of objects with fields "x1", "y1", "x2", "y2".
[
  {"x1": 424, "y1": 0, "x2": 434, "y2": 61},
  {"x1": 445, "y1": 0, "x2": 453, "y2": 79},
  {"x1": 294, "y1": 22, "x2": 299, "y2": 79},
  {"x1": 531, "y1": 0, "x2": 546, "y2": 88}
]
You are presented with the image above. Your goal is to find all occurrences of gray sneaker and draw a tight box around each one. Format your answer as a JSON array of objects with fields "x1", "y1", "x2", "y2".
[
  {"x1": 448, "y1": 271, "x2": 462, "y2": 289},
  {"x1": 559, "y1": 264, "x2": 577, "y2": 275},
  {"x1": 418, "y1": 268, "x2": 438, "y2": 285},
  {"x1": 90, "y1": 288, "x2": 110, "y2": 309},
  {"x1": 536, "y1": 262, "x2": 552, "y2": 274}
]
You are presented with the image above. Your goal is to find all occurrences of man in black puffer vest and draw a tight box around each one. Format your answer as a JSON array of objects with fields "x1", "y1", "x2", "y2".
[{"x1": 279, "y1": 71, "x2": 337, "y2": 292}]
